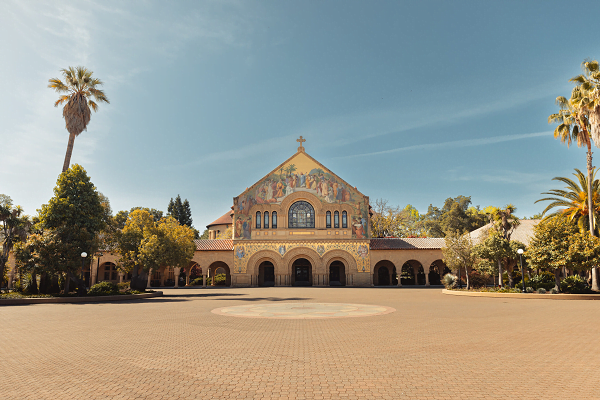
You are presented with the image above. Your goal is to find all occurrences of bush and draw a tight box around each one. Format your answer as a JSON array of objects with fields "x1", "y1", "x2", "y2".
[
  {"x1": 550, "y1": 288, "x2": 559, "y2": 294},
  {"x1": 526, "y1": 287, "x2": 534, "y2": 293},
  {"x1": 468, "y1": 271, "x2": 489, "y2": 288},
  {"x1": 213, "y1": 273, "x2": 227, "y2": 286},
  {"x1": 537, "y1": 288, "x2": 547, "y2": 294},
  {"x1": 560, "y1": 275, "x2": 590, "y2": 294},
  {"x1": 189, "y1": 277, "x2": 204, "y2": 286},
  {"x1": 516, "y1": 272, "x2": 556, "y2": 291},
  {"x1": 88, "y1": 281, "x2": 119, "y2": 296},
  {"x1": 117, "y1": 282, "x2": 130, "y2": 291},
  {"x1": 442, "y1": 273, "x2": 457, "y2": 289}
]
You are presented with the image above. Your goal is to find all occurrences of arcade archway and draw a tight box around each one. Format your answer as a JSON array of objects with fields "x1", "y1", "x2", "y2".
[{"x1": 291, "y1": 258, "x2": 312, "y2": 286}]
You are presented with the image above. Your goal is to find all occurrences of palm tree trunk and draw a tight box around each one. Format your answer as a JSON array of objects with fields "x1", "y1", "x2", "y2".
[
  {"x1": 498, "y1": 259, "x2": 503, "y2": 288},
  {"x1": 586, "y1": 148, "x2": 600, "y2": 291},
  {"x1": 62, "y1": 131, "x2": 76, "y2": 172}
]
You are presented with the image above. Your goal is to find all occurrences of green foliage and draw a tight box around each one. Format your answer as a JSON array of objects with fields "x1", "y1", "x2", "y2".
[
  {"x1": 442, "y1": 273, "x2": 457, "y2": 289},
  {"x1": 421, "y1": 196, "x2": 488, "y2": 237},
  {"x1": 516, "y1": 273, "x2": 556, "y2": 291},
  {"x1": 370, "y1": 199, "x2": 425, "y2": 238},
  {"x1": 560, "y1": 275, "x2": 590, "y2": 294},
  {"x1": 442, "y1": 230, "x2": 477, "y2": 288},
  {"x1": 468, "y1": 270, "x2": 489, "y2": 288},
  {"x1": 213, "y1": 273, "x2": 227, "y2": 286},
  {"x1": 190, "y1": 277, "x2": 204, "y2": 286},
  {"x1": 0, "y1": 194, "x2": 31, "y2": 286},
  {"x1": 537, "y1": 288, "x2": 546, "y2": 294},
  {"x1": 38, "y1": 165, "x2": 106, "y2": 277},
  {"x1": 167, "y1": 195, "x2": 193, "y2": 227},
  {"x1": 117, "y1": 282, "x2": 130, "y2": 291},
  {"x1": 473, "y1": 230, "x2": 525, "y2": 286},
  {"x1": 526, "y1": 217, "x2": 580, "y2": 273},
  {"x1": 88, "y1": 281, "x2": 119, "y2": 296},
  {"x1": 199, "y1": 229, "x2": 209, "y2": 240},
  {"x1": 525, "y1": 287, "x2": 534, "y2": 293},
  {"x1": 535, "y1": 169, "x2": 600, "y2": 233}
]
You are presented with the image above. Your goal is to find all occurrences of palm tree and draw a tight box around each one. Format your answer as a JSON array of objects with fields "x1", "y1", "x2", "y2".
[
  {"x1": 536, "y1": 169, "x2": 600, "y2": 234},
  {"x1": 485, "y1": 205, "x2": 520, "y2": 287},
  {"x1": 570, "y1": 60, "x2": 600, "y2": 146},
  {"x1": 48, "y1": 66, "x2": 109, "y2": 172},
  {"x1": 536, "y1": 169, "x2": 600, "y2": 291}
]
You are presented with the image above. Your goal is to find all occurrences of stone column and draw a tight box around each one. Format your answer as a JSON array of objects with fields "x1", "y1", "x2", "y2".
[
  {"x1": 118, "y1": 272, "x2": 124, "y2": 283},
  {"x1": 202, "y1": 274, "x2": 207, "y2": 288},
  {"x1": 413, "y1": 267, "x2": 419, "y2": 286},
  {"x1": 91, "y1": 260, "x2": 98, "y2": 286},
  {"x1": 185, "y1": 272, "x2": 190, "y2": 286},
  {"x1": 147, "y1": 269, "x2": 152, "y2": 287},
  {"x1": 425, "y1": 268, "x2": 430, "y2": 287},
  {"x1": 174, "y1": 267, "x2": 180, "y2": 288}
]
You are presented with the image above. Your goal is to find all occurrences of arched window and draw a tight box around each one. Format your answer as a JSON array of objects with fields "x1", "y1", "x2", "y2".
[
  {"x1": 342, "y1": 211, "x2": 347, "y2": 228},
  {"x1": 326, "y1": 211, "x2": 331, "y2": 228},
  {"x1": 272, "y1": 212, "x2": 277, "y2": 229},
  {"x1": 288, "y1": 201, "x2": 315, "y2": 228},
  {"x1": 264, "y1": 211, "x2": 269, "y2": 229},
  {"x1": 256, "y1": 211, "x2": 261, "y2": 229},
  {"x1": 334, "y1": 211, "x2": 339, "y2": 228}
]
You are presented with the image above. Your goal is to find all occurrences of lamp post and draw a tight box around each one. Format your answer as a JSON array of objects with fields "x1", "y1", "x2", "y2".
[
  {"x1": 517, "y1": 249, "x2": 526, "y2": 293},
  {"x1": 81, "y1": 252, "x2": 87, "y2": 282}
]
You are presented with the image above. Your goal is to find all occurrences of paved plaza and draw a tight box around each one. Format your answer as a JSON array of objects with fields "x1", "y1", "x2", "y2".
[{"x1": 1, "y1": 287, "x2": 599, "y2": 399}]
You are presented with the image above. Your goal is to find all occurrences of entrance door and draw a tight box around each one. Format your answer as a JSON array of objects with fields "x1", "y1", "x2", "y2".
[
  {"x1": 259, "y1": 261, "x2": 275, "y2": 287},
  {"x1": 292, "y1": 258, "x2": 312, "y2": 286},
  {"x1": 378, "y1": 266, "x2": 390, "y2": 286},
  {"x1": 329, "y1": 260, "x2": 345, "y2": 286}
]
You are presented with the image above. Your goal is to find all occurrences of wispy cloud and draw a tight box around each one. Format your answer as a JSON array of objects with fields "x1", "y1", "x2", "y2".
[{"x1": 335, "y1": 131, "x2": 551, "y2": 159}]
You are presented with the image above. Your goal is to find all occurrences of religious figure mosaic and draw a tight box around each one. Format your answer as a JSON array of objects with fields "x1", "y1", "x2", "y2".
[{"x1": 233, "y1": 152, "x2": 370, "y2": 239}]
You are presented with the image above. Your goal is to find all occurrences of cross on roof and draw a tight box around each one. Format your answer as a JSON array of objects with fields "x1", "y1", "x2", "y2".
[{"x1": 297, "y1": 136, "x2": 306, "y2": 152}]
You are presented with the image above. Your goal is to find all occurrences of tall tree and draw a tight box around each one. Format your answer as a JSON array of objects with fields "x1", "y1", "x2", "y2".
[
  {"x1": 48, "y1": 66, "x2": 109, "y2": 172},
  {"x1": 0, "y1": 195, "x2": 30, "y2": 288},
  {"x1": 442, "y1": 230, "x2": 477, "y2": 290},
  {"x1": 39, "y1": 165, "x2": 107, "y2": 294},
  {"x1": 536, "y1": 169, "x2": 600, "y2": 290},
  {"x1": 167, "y1": 195, "x2": 193, "y2": 227},
  {"x1": 420, "y1": 196, "x2": 487, "y2": 237}
]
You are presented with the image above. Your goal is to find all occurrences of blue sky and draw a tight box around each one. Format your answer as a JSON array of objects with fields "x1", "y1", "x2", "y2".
[{"x1": 2, "y1": 0, "x2": 600, "y2": 231}]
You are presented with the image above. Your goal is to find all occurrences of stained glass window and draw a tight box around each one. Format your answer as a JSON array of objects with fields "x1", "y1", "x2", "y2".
[
  {"x1": 342, "y1": 211, "x2": 347, "y2": 228},
  {"x1": 288, "y1": 201, "x2": 315, "y2": 228},
  {"x1": 334, "y1": 211, "x2": 339, "y2": 228},
  {"x1": 264, "y1": 211, "x2": 269, "y2": 229},
  {"x1": 326, "y1": 211, "x2": 331, "y2": 228},
  {"x1": 256, "y1": 211, "x2": 261, "y2": 229},
  {"x1": 272, "y1": 212, "x2": 277, "y2": 228}
]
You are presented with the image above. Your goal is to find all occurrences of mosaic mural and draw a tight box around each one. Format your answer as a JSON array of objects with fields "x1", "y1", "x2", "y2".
[
  {"x1": 232, "y1": 241, "x2": 370, "y2": 274},
  {"x1": 234, "y1": 152, "x2": 370, "y2": 239}
]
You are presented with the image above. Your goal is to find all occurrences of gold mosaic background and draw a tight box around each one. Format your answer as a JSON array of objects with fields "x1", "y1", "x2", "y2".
[{"x1": 233, "y1": 241, "x2": 370, "y2": 274}]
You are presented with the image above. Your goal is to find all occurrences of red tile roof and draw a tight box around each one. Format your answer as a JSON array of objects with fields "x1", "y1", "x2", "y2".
[
  {"x1": 194, "y1": 239, "x2": 233, "y2": 251},
  {"x1": 206, "y1": 211, "x2": 233, "y2": 228},
  {"x1": 370, "y1": 238, "x2": 444, "y2": 250}
]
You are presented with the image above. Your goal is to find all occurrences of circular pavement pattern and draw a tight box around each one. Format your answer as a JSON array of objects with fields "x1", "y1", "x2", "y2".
[{"x1": 211, "y1": 302, "x2": 396, "y2": 319}]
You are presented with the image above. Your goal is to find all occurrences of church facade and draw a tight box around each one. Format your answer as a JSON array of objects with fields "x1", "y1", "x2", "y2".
[{"x1": 14, "y1": 138, "x2": 449, "y2": 290}]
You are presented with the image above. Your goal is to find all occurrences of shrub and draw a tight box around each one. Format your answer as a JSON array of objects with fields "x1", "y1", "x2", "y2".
[
  {"x1": 537, "y1": 288, "x2": 547, "y2": 294},
  {"x1": 468, "y1": 270, "x2": 489, "y2": 288},
  {"x1": 550, "y1": 288, "x2": 559, "y2": 294},
  {"x1": 214, "y1": 273, "x2": 227, "y2": 286},
  {"x1": 442, "y1": 273, "x2": 457, "y2": 289},
  {"x1": 516, "y1": 272, "x2": 556, "y2": 291},
  {"x1": 117, "y1": 282, "x2": 130, "y2": 291},
  {"x1": 88, "y1": 281, "x2": 119, "y2": 296},
  {"x1": 190, "y1": 277, "x2": 204, "y2": 286},
  {"x1": 526, "y1": 287, "x2": 534, "y2": 293},
  {"x1": 560, "y1": 275, "x2": 590, "y2": 294}
]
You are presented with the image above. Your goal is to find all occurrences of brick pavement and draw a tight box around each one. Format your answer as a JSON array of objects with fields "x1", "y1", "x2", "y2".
[{"x1": 1, "y1": 287, "x2": 599, "y2": 399}]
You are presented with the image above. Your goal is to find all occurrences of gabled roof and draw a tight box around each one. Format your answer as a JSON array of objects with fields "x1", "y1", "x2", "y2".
[
  {"x1": 370, "y1": 238, "x2": 445, "y2": 250},
  {"x1": 468, "y1": 219, "x2": 540, "y2": 246},
  {"x1": 206, "y1": 211, "x2": 233, "y2": 228},
  {"x1": 234, "y1": 148, "x2": 367, "y2": 201},
  {"x1": 194, "y1": 239, "x2": 233, "y2": 251}
]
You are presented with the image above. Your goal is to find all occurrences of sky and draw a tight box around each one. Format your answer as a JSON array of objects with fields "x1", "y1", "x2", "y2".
[{"x1": 2, "y1": 0, "x2": 600, "y2": 231}]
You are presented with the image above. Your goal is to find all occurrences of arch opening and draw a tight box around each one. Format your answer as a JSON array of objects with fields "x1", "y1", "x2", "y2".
[
  {"x1": 373, "y1": 260, "x2": 395, "y2": 286},
  {"x1": 209, "y1": 261, "x2": 231, "y2": 286},
  {"x1": 401, "y1": 260, "x2": 426, "y2": 285},
  {"x1": 329, "y1": 260, "x2": 346, "y2": 286},
  {"x1": 292, "y1": 258, "x2": 312, "y2": 286},
  {"x1": 258, "y1": 261, "x2": 275, "y2": 287}
]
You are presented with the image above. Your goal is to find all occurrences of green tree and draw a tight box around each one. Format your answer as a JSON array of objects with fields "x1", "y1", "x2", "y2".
[
  {"x1": 473, "y1": 230, "x2": 525, "y2": 288},
  {"x1": 421, "y1": 196, "x2": 487, "y2": 237},
  {"x1": 526, "y1": 217, "x2": 579, "y2": 291},
  {"x1": 569, "y1": 60, "x2": 600, "y2": 149},
  {"x1": 48, "y1": 66, "x2": 109, "y2": 172},
  {"x1": 199, "y1": 229, "x2": 209, "y2": 239},
  {"x1": 38, "y1": 165, "x2": 107, "y2": 294},
  {"x1": 442, "y1": 230, "x2": 477, "y2": 289},
  {"x1": 0, "y1": 195, "x2": 31, "y2": 288},
  {"x1": 167, "y1": 195, "x2": 193, "y2": 227},
  {"x1": 116, "y1": 210, "x2": 195, "y2": 290},
  {"x1": 535, "y1": 169, "x2": 600, "y2": 290}
]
